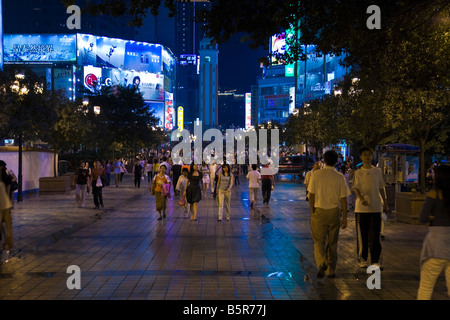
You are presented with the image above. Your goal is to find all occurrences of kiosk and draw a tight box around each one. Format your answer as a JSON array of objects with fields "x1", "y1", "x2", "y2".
[{"x1": 377, "y1": 143, "x2": 424, "y2": 224}]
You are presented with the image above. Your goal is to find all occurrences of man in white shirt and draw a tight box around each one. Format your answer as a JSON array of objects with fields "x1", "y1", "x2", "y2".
[
  {"x1": 308, "y1": 150, "x2": 351, "y2": 278},
  {"x1": 246, "y1": 164, "x2": 261, "y2": 208},
  {"x1": 353, "y1": 146, "x2": 388, "y2": 269}
]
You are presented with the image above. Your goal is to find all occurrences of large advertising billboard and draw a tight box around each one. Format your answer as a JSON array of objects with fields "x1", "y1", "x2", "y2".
[
  {"x1": 83, "y1": 66, "x2": 164, "y2": 101},
  {"x1": 4, "y1": 34, "x2": 77, "y2": 63},
  {"x1": 270, "y1": 32, "x2": 286, "y2": 65},
  {"x1": 77, "y1": 34, "x2": 163, "y2": 74},
  {"x1": 146, "y1": 102, "x2": 164, "y2": 128}
]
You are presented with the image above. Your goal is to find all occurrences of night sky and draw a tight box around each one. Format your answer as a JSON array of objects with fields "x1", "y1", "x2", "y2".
[{"x1": 218, "y1": 34, "x2": 268, "y2": 93}]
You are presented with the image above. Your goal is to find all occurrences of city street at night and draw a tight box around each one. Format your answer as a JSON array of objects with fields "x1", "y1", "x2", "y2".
[
  {"x1": 0, "y1": 175, "x2": 446, "y2": 301},
  {"x1": 0, "y1": 0, "x2": 449, "y2": 310}
]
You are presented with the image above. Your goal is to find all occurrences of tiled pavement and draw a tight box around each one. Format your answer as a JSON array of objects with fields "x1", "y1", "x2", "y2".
[{"x1": 0, "y1": 174, "x2": 448, "y2": 301}]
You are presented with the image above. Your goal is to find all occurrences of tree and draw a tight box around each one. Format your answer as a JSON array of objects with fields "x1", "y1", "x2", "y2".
[
  {"x1": 86, "y1": 85, "x2": 163, "y2": 158},
  {"x1": 375, "y1": 6, "x2": 449, "y2": 192},
  {"x1": 283, "y1": 95, "x2": 345, "y2": 157},
  {"x1": 0, "y1": 66, "x2": 52, "y2": 199},
  {"x1": 83, "y1": 0, "x2": 450, "y2": 190}
]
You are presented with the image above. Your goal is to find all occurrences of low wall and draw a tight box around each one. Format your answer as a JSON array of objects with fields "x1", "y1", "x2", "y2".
[
  {"x1": 0, "y1": 147, "x2": 57, "y2": 194},
  {"x1": 395, "y1": 192, "x2": 426, "y2": 224}
]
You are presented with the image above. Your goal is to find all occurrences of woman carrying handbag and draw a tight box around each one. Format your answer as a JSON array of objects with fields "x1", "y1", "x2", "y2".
[{"x1": 152, "y1": 164, "x2": 171, "y2": 220}]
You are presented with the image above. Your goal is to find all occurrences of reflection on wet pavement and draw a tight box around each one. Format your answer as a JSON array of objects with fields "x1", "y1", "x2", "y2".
[{"x1": 0, "y1": 176, "x2": 446, "y2": 300}]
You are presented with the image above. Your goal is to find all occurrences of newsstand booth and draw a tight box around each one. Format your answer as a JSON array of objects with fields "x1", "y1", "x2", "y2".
[{"x1": 377, "y1": 143, "x2": 423, "y2": 224}]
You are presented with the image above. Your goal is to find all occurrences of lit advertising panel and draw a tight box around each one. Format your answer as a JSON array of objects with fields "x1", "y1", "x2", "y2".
[
  {"x1": 124, "y1": 41, "x2": 162, "y2": 73},
  {"x1": 77, "y1": 33, "x2": 97, "y2": 65},
  {"x1": 53, "y1": 68, "x2": 73, "y2": 99},
  {"x1": 177, "y1": 106, "x2": 184, "y2": 131},
  {"x1": 289, "y1": 87, "x2": 295, "y2": 114},
  {"x1": 180, "y1": 54, "x2": 197, "y2": 66},
  {"x1": 124, "y1": 71, "x2": 164, "y2": 101},
  {"x1": 162, "y1": 47, "x2": 175, "y2": 78},
  {"x1": 271, "y1": 32, "x2": 286, "y2": 65},
  {"x1": 245, "y1": 93, "x2": 251, "y2": 129},
  {"x1": 83, "y1": 66, "x2": 164, "y2": 101},
  {"x1": 164, "y1": 92, "x2": 175, "y2": 131},
  {"x1": 77, "y1": 34, "x2": 164, "y2": 74},
  {"x1": 83, "y1": 65, "x2": 102, "y2": 92},
  {"x1": 146, "y1": 102, "x2": 164, "y2": 127},
  {"x1": 95, "y1": 36, "x2": 126, "y2": 69},
  {"x1": 4, "y1": 34, "x2": 76, "y2": 63}
]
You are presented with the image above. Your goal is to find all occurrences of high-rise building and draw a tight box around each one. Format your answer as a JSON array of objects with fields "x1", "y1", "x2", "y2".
[
  {"x1": 218, "y1": 92, "x2": 245, "y2": 129},
  {"x1": 199, "y1": 37, "x2": 218, "y2": 128},
  {"x1": 175, "y1": 0, "x2": 210, "y2": 129}
]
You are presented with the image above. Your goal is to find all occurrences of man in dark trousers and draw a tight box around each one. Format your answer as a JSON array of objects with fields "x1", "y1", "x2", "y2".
[
  {"x1": 307, "y1": 150, "x2": 350, "y2": 278},
  {"x1": 171, "y1": 161, "x2": 182, "y2": 190}
]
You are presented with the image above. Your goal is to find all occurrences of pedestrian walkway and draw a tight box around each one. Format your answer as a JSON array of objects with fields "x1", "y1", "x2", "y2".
[{"x1": 0, "y1": 174, "x2": 447, "y2": 300}]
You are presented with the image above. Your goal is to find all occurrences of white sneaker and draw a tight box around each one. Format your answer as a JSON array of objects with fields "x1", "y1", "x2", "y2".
[{"x1": 359, "y1": 260, "x2": 368, "y2": 268}]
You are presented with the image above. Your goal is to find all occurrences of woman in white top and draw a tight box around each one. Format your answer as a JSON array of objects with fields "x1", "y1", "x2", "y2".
[
  {"x1": 217, "y1": 164, "x2": 234, "y2": 221},
  {"x1": 246, "y1": 164, "x2": 261, "y2": 208},
  {"x1": 201, "y1": 161, "x2": 210, "y2": 198}
]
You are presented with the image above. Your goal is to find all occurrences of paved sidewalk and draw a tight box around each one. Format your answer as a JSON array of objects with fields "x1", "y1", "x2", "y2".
[{"x1": 0, "y1": 174, "x2": 447, "y2": 300}]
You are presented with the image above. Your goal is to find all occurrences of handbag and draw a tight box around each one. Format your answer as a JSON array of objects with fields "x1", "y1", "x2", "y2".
[
  {"x1": 162, "y1": 182, "x2": 171, "y2": 197},
  {"x1": 178, "y1": 195, "x2": 186, "y2": 206}
]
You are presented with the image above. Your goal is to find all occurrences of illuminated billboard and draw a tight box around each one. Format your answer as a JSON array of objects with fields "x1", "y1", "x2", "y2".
[
  {"x1": 4, "y1": 34, "x2": 77, "y2": 63},
  {"x1": 164, "y1": 92, "x2": 175, "y2": 131},
  {"x1": 162, "y1": 47, "x2": 175, "y2": 78},
  {"x1": 77, "y1": 34, "x2": 163, "y2": 74},
  {"x1": 271, "y1": 32, "x2": 286, "y2": 65},
  {"x1": 245, "y1": 93, "x2": 251, "y2": 129},
  {"x1": 177, "y1": 106, "x2": 184, "y2": 131},
  {"x1": 124, "y1": 41, "x2": 162, "y2": 73},
  {"x1": 180, "y1": 54, "x2": 197, "y2": 66},
  {"x1": 83, "y1": 65, "x2": 164, "y2": 101},
  {"x1": 146, "y1": 102, "x2": 164, "y2": 127}
]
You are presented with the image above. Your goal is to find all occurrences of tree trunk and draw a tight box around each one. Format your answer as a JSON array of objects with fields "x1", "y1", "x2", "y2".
[{"x1": 54, "y1": 150, "x2": 57, "y2": 177}]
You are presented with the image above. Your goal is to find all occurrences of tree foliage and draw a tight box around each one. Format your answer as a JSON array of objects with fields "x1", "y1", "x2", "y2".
[{"x1": 0, "y1": 66, "x2": 52, "y2": 143}]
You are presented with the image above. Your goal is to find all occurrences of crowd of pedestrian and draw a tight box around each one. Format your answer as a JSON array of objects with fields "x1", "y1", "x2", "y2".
[{"x1": 1, "y1": 145, "x2": 448, "y2": 300}]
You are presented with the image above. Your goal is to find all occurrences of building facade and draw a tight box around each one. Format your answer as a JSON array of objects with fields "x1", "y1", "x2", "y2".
[
  {"x1": 254, "y1": 32, "x2": 348, "y2": 126},
  {"x1": 3, "y1": 33, "x2": 177, "y2": 130},
  {"x1": 198, "y1": 37, "x2": 218, "y2": 128}
]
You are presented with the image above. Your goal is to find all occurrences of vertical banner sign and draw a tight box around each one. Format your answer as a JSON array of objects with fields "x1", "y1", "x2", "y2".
[
  {"x1": 245, "y1": 93, "x2": 252, "y2": 129},
  {"x1": 177, "y1": 106, "x2": 184, "y2": 132},
  {"x1": 164, "y1": 92, "x2": 174, "y2": 131},
  {"x1": 289, "y1": 86, "x2": 295, "y2": 114}
]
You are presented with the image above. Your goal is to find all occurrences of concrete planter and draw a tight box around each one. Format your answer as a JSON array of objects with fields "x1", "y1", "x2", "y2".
[
  {"x1": 39, "y1": 175, "x2": 72, "y2": 194},
  {"x1": 395, "y1": 192, "x2": 426, "y2": 224}
]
